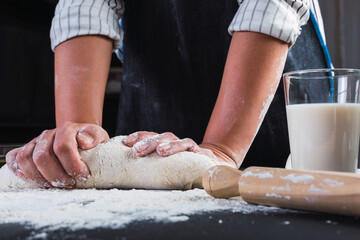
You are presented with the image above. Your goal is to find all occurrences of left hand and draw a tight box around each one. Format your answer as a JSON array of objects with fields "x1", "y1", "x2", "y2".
[
  {"x1": 122, "y1": 131, "x2": 214, "y2": 158},
  {"x1": 122, "y1": 131, "x2": 237, "y2": 168}
]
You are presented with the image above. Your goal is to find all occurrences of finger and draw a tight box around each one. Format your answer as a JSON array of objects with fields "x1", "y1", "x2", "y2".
[
  {"x1": 33, "y1": 130, "x2": 75, "y2": 189},
  {"x1": 156, "y1": 138, "x2": 199, "y2": 157},
  {"x1": 133, "y1": 132, "x2": 179, "y2": 157},
  {"x1": 16, "y1": 139, "x2": 51, "y2": 188},
  {"x1": 76, "y1": 125, "x2": 109, "y2": 150},
  {"x1": 123, "y1": 131, "x2": 158, "y2": 147},
  {"x1": 53, "y1": 122, "x2": 89, "y2": 182},
  {"x1": 6, "y1": 147, "x2": 25, "y2": 179}
]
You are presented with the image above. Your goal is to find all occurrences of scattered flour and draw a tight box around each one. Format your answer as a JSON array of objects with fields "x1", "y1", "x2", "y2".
[
  {"x1": 242, "y1": 170, "x2": 274, "y2": 179},
  {"x1": 265, "y1": 193, "x2": 282, "y2": 199},
  {"x1": 0, "y1": 188, "x2": 290, "y2": 232},
  {"x1": 323, "y1": 179, "x2": 345, "y2": 188},
  {"x1": 308, "y1": 184, "x2": 332, "y2": 194},
  {"x1": 271, "y1": 186, "x2": 292, "y2": 192},
  {"x1": 280, "y1": 174, "x2": 314, "y2": 184},
  {"x1": 284, "y1": 196, "x2": 291, "y2": 200}
]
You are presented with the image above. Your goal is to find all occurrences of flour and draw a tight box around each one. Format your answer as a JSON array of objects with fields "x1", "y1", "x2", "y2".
[
  {"x1": 323, "y1": 179, "x2": 345, "y2": 187},
  {"x1": 265, "y1": 193, "x2": 282, "y2": 199},
  {"x1": 280, "y1": 174, "x2": 315, "y2": 184},
  {"x1": 258, "y1": 94, "x2": 274, "y2": 122},
  {"x1": 242, "y1": 170, "x2": 274, "y2": 179},
  {"x1": 0, "y1": 188, "x2": 290, "y2": 233},
  {"x1": 271, "y1": 186, "x2": 291, "y2": 192},
  {"x1": 308, "y1": 184, "x2": 332, "y2": 194},
  {"x1": 208, "y1": 166, "x2": 221, "y2": 178}
]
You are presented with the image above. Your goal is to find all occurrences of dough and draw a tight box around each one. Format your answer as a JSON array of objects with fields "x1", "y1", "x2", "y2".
[{"x1": 0, "y1": 136, "x2": 219, "y2": 190}]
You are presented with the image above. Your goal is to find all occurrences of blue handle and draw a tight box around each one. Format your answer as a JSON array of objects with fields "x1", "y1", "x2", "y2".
[{"x1": 309, "y1": 9, "x2": 334, "y2": 102}]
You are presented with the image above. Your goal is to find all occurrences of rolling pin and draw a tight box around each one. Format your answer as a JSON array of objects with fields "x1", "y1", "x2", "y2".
[{"x1": 202, "y1": 165, "x2": 360, "y2": 216}]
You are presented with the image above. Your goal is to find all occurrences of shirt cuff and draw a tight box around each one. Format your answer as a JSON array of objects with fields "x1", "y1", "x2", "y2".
[
  {"x1": 228, "y1": 0, "x2": 310, "y2": 46},
  {"x1": 50, "y1": 0, "x2": 124, "y2": 51}
]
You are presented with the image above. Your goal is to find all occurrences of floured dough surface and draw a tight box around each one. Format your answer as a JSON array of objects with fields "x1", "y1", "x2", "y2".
[{"x1": 0, "y1": 136, "x2": 219, "y2": 190}]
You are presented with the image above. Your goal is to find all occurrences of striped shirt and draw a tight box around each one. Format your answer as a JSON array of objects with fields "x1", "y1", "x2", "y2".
[
  {"x1": 50, "y1": 0, "x2": 124, "y2": 51},
  {"x1": 50, "y1": 0, "x2": 324, "y2": 51}
]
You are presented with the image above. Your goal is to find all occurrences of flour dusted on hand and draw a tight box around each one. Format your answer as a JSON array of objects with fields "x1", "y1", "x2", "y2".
[{"x1": 0, "y1": 136, "x2": 218, "y2": 190}]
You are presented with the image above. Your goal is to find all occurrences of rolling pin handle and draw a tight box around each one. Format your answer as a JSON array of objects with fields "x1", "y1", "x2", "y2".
[{"x1": 202, "y1": 165, "x2": 243, "y2": 199}]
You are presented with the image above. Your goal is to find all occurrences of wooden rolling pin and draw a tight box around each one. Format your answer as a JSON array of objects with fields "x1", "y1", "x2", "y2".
[{"x1": 202, "y1": 165, "x2": 360, "y2": 216}]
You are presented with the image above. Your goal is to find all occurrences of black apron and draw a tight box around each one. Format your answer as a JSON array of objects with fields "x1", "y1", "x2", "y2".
[{"x1": 116, "y1": 0, "x2": 327, "y2": 168}]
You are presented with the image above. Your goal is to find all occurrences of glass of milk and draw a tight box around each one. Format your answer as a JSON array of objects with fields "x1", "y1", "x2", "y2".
[{"x1": 283, "y1": 69, "x2": 360, "y2": 172}]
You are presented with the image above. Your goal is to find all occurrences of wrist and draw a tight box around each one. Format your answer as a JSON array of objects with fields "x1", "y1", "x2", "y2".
[
  {"x1": 199, "y1": 143, "x2": 238, "y2": 168},
  {"x1": 56, "y1": 112, "x2": 103, "y2": 127}
]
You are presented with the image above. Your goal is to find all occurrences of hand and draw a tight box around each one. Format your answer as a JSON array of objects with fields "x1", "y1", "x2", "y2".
[
  {"x1": 123, "y1": 131, "x2": 237, "y2": 168},
  {"x1": 5, "y1": 121, "x2": 109, "y2": 188}
]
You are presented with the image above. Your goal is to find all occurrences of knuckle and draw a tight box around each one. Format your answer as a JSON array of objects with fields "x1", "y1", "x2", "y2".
[
  {"x1": 81, "y1": 124, "x2": 97, "y2": 133},
  {"x1": 53, "y1": 140, "x2": 74, "y2": 156},
  {"x1": 129, "y1": 131, "x2": 139, "y2": 136},
  {"x1": 6, "y1": 152, "x2": 19, "y2": 171},
  {"x1": 38, "y1": 130, "x2": 49, "y2": 140},
  {"x1": 162, "y1": 132, "x2": 175, "y2": 139},
  {"x1": 128, "y1": 132, "x2": 139, "y2": 139},
  {"x1": 41, "y1": 130, "x2": 48, "y2": 135},
  {"x1": 15, "y1": 151, "x2": 30, "y2": 173},
  {"x1": 5, "y1": 148, "x2": 18, "y2": 163},
  {"x1": 32, "y1": 150, "x2": 49, "y2": 166},
  {"x1": 16, "y1": 149, "x2": 28, "y2": 164},
  {"x1": 43, "y1": 129, "x2": 50, "y2": 135},
  {"x1": 137, "y1": 131, "x2": 146, "y2": 137},
  {"x1": 166, "y1": 132, "x2": 174, "y2": 137},
  {"x1": 139, "y1": 131, "x2": 155, "y2": 139},
  {"x1": 5, "y1": 156, "x2": 12, "y2": 166},
  {"x1": 183, "y1": 138, "x2": 195, "y2": 144}
]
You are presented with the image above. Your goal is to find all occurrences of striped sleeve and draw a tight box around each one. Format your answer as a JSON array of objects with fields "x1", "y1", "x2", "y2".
[
  {"x1": 50, "y1": 0, "x2": 124, "y2": 51},
  {"x1": 228, "y1": 0, "x2": 310, "y2": 46}
]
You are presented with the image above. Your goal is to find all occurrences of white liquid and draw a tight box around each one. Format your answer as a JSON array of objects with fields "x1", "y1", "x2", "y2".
[{"x1": 286, "y1": 103, "x2": 360, "y2": 172}]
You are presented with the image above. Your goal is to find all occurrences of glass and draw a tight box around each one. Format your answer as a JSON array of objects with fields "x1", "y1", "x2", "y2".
[{"x1": 283, "y1": 69, "x2": 360, "y2": 172}]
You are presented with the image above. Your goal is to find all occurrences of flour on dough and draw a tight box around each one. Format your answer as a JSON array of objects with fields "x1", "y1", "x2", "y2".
[{"x1": 0, "y1": 136, "x2": 219, "y2": 190}]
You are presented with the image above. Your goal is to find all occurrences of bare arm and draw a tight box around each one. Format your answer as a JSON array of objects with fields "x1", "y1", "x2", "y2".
[
  {"x1": 202, "y1": 31, "x2": 289, "y2": 168},
  {"x1": 124, "y1": 32, "x2": 288, "y2": 169},
  {"x1": 55, "y1": 35, "x2": 113, "y2": 125}
]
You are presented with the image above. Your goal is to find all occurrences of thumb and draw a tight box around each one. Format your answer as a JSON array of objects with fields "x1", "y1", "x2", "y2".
[{"x1": 76, "y1": 125, "x2": 109, "y2": 150}]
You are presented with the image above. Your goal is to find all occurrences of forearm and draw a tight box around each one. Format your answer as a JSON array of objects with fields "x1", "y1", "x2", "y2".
[
  {"x1": 203, "y1": 31, "x2": 289, "y2": 168},
  {"x1": 54, "y1": 35, "x2": 113, "y2": 126}
]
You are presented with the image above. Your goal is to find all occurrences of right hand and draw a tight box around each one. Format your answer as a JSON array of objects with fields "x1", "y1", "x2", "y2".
[{"x1": 5, "y1": 121, "x2": 109, "y2": 189}]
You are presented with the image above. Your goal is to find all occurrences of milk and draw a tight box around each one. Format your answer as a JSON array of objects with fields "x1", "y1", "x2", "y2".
[{"x1": 286, "y1": 103, "x2": 360, "y2": 172}]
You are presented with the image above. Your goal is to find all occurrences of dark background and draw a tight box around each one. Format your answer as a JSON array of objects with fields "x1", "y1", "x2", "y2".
[
  {"x1": 0, "y1": 0, "x2": 121, "y2": 144},
  {"x1": 0, "y1": 0, "x2": 56, "y2": 143}
]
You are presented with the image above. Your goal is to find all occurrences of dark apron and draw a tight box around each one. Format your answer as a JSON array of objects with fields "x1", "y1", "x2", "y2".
[{"x1": 116, "y1": 0, "x2": 327, "y2": 168}]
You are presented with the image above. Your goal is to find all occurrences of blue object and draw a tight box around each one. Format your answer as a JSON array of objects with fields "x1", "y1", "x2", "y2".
[
  {"x1": 116, "y1": 18, "x2": 124, "y2": 63},
  {"x1": 309, "y1": 9, "x2": 334, "y2": 102}
]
